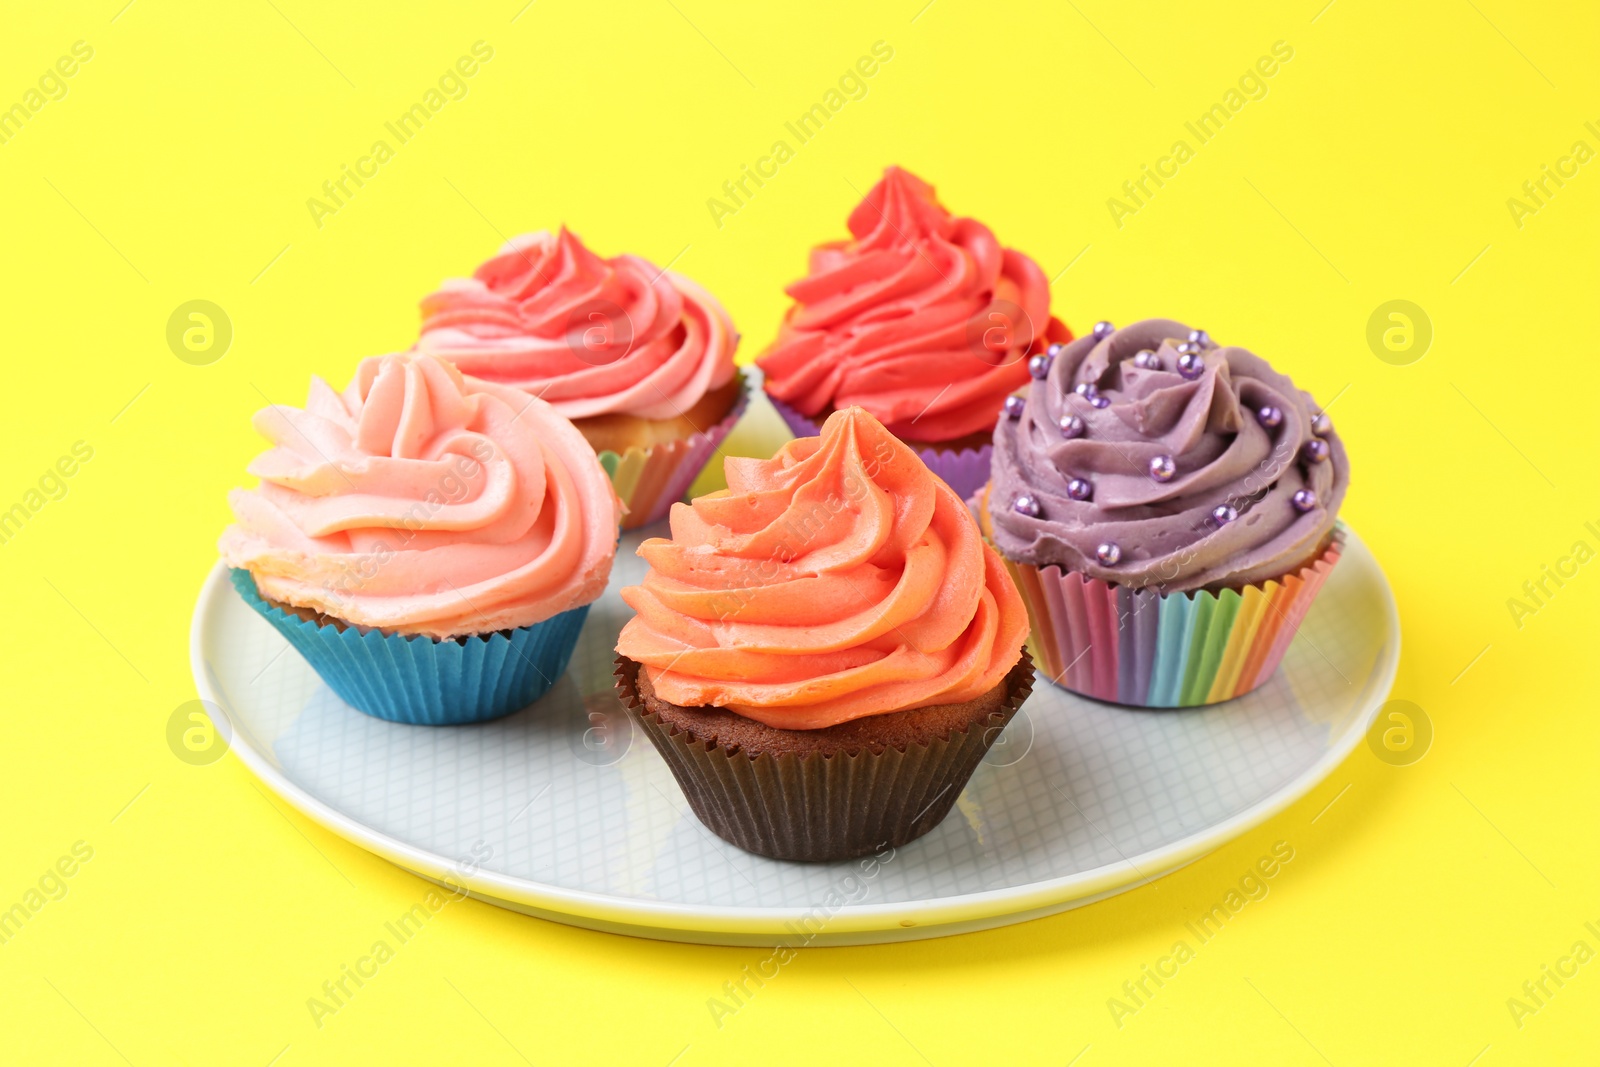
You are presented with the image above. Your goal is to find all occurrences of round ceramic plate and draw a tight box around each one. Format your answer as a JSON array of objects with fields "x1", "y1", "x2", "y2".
[{"x1": 191, "y1": 513, "x2": 1398, "y2": 947}]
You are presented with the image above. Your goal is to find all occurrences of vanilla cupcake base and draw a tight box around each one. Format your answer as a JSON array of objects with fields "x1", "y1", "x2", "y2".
[{"x1": 589, "y1": 372, "x2": 749, "y2": 529}]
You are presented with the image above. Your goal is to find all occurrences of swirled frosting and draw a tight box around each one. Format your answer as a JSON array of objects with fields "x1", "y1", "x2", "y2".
[
  {"x1": 616, "y1": 407, "x2": 1029, "y2": 730},
  {"x1": 220, "y1": 353, "x2": 621, "y2": 638},
  {"x1": 418, "y1": 228, "x2": 738, "y2": 420},
  {"x1": 758, "y1": 166, "x2": 1068, "y2": 443},
  {"x1": 989, "y1": 318, "x2": 1349, "y2": 592}
]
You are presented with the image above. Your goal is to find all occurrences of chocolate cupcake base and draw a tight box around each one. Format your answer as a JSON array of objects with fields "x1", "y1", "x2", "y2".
[{"x1": 615, "y1": 650, "x2": 1034, "y2": 861}]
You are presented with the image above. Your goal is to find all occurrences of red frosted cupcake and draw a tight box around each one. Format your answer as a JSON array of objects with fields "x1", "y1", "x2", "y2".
[
  {"x1": 419, "y1": 228, "x2": 746, "y2": 528},
  {"x1": 758, "y1": 166, "x2": 1071, "y2": 502}
]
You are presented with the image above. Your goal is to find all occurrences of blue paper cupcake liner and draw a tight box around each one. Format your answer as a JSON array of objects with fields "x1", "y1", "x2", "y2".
[{"x1": 229, "y1": 568, "x2": 587, "y2": 725}]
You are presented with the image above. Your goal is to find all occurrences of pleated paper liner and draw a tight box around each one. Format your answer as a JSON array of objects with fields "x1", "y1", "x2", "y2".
[
  {"x1": 766, "y1": 392, "x2": 995, "y2": 504},
  {"x1": 615, "y1": 650, "x2": 1035, "y2": 862},
  {"x1": 229, "y1": 568, "x2": 588, "y2": 725},
  {"x1": 598, "y1": 372, "x2": 750, "y2": 530},
  {"x1": 972, "y1": 486, "x2": 1344, "y2": 708}
]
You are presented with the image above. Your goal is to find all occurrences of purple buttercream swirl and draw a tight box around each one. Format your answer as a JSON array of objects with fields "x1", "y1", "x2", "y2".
[{"x1": 988, "y1": 318, "x2": 1349, "y2": 592}]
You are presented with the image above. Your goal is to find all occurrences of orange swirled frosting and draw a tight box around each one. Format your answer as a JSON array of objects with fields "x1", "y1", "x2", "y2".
[
  {"x1": 220, "y1": 353, "x2": 621, "y2": 638},
  {"x1": 758, "y1": 166, "x2": 1068, "y2": 442},
  {"x1": 418, "y1": 228, "x2": 738, "y2": 420},
  {"x1": 616, "y1": 407, "x2": 1029, "y2": 730}
]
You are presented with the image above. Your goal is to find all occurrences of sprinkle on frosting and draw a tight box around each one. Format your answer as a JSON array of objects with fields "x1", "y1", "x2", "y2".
[
  {"x1": 988, "y1": 318, "x2": 1349, "y2": 592},
  {"x1": 616, "y1": 406, "x2": 1030, "y2": 730},
  {"x1": 757, "y1": 166, "x2": 1069, "y2": 443},
  {"x1": 220, "y1": 353, "x2": 620, "y2": 638},
  {"x1": 418, "y1": 228, "x2": 738, "y2": 420}
]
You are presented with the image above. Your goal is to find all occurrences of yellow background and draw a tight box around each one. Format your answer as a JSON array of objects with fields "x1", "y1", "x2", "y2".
[{"x1": 3, "y1": 0, "x2": 1597, "y2": 1062}]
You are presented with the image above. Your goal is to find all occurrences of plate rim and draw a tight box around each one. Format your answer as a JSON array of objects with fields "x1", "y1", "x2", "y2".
[{"x1": 190, "y1": 528, "x2": 1400, "y2": 939}]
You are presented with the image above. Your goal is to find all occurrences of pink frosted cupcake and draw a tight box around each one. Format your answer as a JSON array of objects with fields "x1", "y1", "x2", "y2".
[
  {"x1": 418, "y1": 228, "x2": 746, "y2": 527},
  {"x1": 220, "y1": 353, "x2": 621, "y2": 724}
]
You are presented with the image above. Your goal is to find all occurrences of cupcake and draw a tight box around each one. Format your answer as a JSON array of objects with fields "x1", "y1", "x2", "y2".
[
  {"x1": 614, "y1": 406, "x2": 1033, "y2": 861},
  {"x1": 418, "y1": 228, "x2": 746, "y2": 528},
  {"x1": 757, "y1": 165, "x2": 1070, "y2": 502},
  {"x1": 983, "y1": 319, "x2": 1350, "y2": 708},
  {"x1": 220, "y1": 353, "x2": 621, "y2": 725}
]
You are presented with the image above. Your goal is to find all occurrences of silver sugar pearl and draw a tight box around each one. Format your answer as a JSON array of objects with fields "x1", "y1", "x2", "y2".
[
  {"x1": 1096, "y1": 541, "x2": 1122, "y2": 566},
  {"x1": 1212, "y1": 504, "x2": 1238, "y2": 525},
  {"x1": 1149, "y1": 454, "x2": 1177, "y2": 482},
  {"x1": 1059, "y1": 414, "x2": 1085, "y2": 438}
]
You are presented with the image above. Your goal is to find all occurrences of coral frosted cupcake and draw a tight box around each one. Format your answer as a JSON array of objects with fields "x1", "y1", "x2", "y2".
[
  {"x1": 758, "y1": 165, "x2": 1070, "y2": 501},
  {"x1": 615, "y1": 406, "x2": 1033, "y2": 861},
  {"x1": 419, "y1": 228, "x2": 746, "y2": 528},
  {"x1": 221, "y1": 353, "x2": 621, "y2": 725},
  {"x1": 984, "y1": 319, "x2": 1350, "y2": 708}
]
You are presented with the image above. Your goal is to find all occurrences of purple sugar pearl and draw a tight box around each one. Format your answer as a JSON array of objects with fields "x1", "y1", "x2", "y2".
[
  {"x1": 1292, "y1": 489, "x2": 1317, "y2": 512},
  {"x1": 1059, "y1": 413, "x2": 1085, "y2": 438},
  {"x1": 1096, "y1": 542, "x2": 1122, "y2": 565},
  {"x1": 1303, "y1": 439, "x2": 1330, "y2": 464},
  {"x1": 1090, "y1": 394, "x2": 1111, "y2": 409},
  {"x1": 1014, "y1": 494, "x2": 1042, "y2": 518},
  {"x1": 1312, "y1": 412, "x2": 1332, "y2": 436},
  {"x1": 1047, "y1": 342, "x2": 1066, "y2": 357},
  {"x1": 1074, "y1": 382, "x2": 1098, "y2": 399},
  {"x1": 1003, "y1": 395, "x2": 1026, "y2": 419},
  {"x1": 1212, "y1": 504, "x2": 1238, "y2": 525},
  {"x1": 1092, "y1": 320, "x2": 1115, "y2": 339},
  {"x1": 1187, "y1": 328, "x2": 1211, "y2": 347},
  {"x1": 1257, "y1": 405, "x2": 1283, "y2": 429},
  {"x1": 1028, "y1": 353, "x2": 1053, "y2": 379},
  {"x1": 1177, "y1": 352, "x2": 1204, "y2": 380},
  {"x1": 1149, "y1": 454, "x2": 1176, "y2": 482},
  {"x1": 1066, "y1": 478, "x2": 1093, "y2": 501},
  {"x1": 1132, "y1": 349, "x2": 1162, "y2": 370}
]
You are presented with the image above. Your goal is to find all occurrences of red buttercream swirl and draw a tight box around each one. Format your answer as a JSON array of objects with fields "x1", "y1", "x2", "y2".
[{"x1": 758, "y1": 166, "x2": 1069, "y2": 442}]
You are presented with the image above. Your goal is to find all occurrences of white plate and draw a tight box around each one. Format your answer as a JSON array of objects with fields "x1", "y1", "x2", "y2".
[{"x1": 190, "y1": 498, "x2": 1398, "y2": 946}]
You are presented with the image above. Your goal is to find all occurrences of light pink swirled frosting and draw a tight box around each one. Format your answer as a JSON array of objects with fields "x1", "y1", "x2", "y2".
[
  {"x1": 417, "y1": 228, "x2": 738, "y2": 420},
  {"x1": 219, "y1": 353, "x2": 621, "y2": 638}
]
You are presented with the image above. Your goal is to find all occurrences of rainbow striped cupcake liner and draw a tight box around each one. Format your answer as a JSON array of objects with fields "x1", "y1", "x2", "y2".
[
  {"x1": 972, "y1": 486, "x2": 1344, "y2": 708},
  {"x1": 599, "y1": 372, "x2": 749, "y2": 530},
  {"x1": 766, "y1": 393, "x2": 995, "y2": 504}
]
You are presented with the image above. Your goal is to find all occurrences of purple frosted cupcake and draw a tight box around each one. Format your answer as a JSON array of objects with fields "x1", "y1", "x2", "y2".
[{"x1": 982, "y1": 318, "x2": 1351, "y2": 707}]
